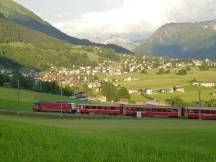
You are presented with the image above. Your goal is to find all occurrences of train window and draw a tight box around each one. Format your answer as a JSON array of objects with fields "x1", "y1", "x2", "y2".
[
  {"x1": 111, "y1": 107, "x2": 115, "y2": 110},
  {"x1": 189, "y1": 110, "x2": 193, "y2": 113}
]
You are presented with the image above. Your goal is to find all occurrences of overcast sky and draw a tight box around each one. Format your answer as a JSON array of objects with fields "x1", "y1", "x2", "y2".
[{"x1": 15, "y1": 0, "x2": 216, "y2": 40}]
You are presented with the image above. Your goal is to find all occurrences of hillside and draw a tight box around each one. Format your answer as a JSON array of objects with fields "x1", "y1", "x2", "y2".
[
  {"x1": 135, "y1": 20, "x2": 216, "y2": 59},
  {"x1": 0, "y1": 0, "x2": 132, "y2": 54},
  {"x1": 0, "y1": 17, "x2": 122, "y2": 70},
  {"x1": 0, "y1": 86, "x2": 89, "y2": 110}
]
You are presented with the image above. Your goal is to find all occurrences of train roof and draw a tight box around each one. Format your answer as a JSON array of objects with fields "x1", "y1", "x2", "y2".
[
  {"x1": 78, "y1": 103, "x2": 121, "y2": 107},
  {"x1": 35, "y1": 101, "x2": 71, "y2": 104},
  {"x1": 187, "y1": 107, "x2": 216, "y2": 110},
  {"x1": 125, "y1": 105, "x2": 180, "y2": 109},
  {"x1": 78, "y1": 103, "x2": 180, "y2": 108}
]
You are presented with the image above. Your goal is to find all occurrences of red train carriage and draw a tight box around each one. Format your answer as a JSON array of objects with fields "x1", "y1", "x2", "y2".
[
  {"x1": 33, "y1": 101, "x2": 76, "y2": 113},
  {"x1": 200, "y1": 108, "x2": 216, "y2": 120},
  {"x1": 33, "y1": 101, "x2": 216, "y2": 120},
  {"x1": 78, "y1": 104, "x2": 122, "y2": 115},
  {"x1": 125, "y1": 105, "x2": 181, "y2": 118},
  {"x1": 186, "y1": 107, "x2": 216, "y2": 120},
  {"x1": 185, "y1": 107, "x2": 199, "y2": 119}
]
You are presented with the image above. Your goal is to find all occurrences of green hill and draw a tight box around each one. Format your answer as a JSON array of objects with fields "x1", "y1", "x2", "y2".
[
  {"x1": 0, "y1": 16, "x2": 122, "y2": 70},
  {"x1": 0, "y1": 0, "x2": 132, "y2": 54},
  {"x1": 0, "y1": 86, "x2": 88, "y2": 110},
  {"x1": 135, "y1": 21, "x2": 216, "y2": 59}
]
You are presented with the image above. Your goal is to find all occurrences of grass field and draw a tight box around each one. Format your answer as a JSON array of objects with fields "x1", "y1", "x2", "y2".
[
  {"x1": 0, "y1": 114, "x2": 216, "y2": 162},
  {"x1": 0, "y1": 87, "x2": 89, "y2": 110},
  {"x1": 97, "y1": 68, "x2": 216, "y2": 103}
]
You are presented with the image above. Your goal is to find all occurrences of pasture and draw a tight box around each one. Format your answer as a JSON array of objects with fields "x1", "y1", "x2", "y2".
[
  {"x1": 0, "y1": 87, "x2": 88, "y2": 110},
  {"x1": 0, "y1": 114, "x2": 216, "y2": 162},
  {"x1": 97, "y1": 68, "x2": 216, "y2": 103}
]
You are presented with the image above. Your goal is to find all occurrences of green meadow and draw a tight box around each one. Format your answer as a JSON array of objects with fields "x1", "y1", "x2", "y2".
[
  {"x1": 97, "y1": 68, "x2": 216, "y2": 103},
  {"x1": 0, "y1": 86, "x2": 88, "y2": 110},
  {"x1": 0, "y1": 114, "x2": 216, "y2": 162}
]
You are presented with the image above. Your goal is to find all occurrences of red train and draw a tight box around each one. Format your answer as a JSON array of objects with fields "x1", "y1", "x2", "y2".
[
  {"x1": 33, "y1": 102, "x2": 216, "y2": 120},
  {"x1": 33, "y1": 101, "x2": 76, "y2": 113}
]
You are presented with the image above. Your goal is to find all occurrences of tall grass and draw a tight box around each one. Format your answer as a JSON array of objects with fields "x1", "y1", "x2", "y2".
[{"x1": 0, "y1": 116, "x2": 216, "y2": 162}]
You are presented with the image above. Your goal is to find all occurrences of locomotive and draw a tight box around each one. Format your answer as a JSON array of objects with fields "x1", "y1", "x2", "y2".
[{"x1": 33, "y1": 101, "x2": 216, "y2": 120}]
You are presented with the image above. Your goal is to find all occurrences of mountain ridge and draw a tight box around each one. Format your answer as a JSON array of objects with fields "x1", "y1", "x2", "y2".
[
  {"x1": 0, "y1": 0, "x2": 132, "y2": 54},
  {"x1": 135, "y1": 19, "x2": 216, "y2": 59}
]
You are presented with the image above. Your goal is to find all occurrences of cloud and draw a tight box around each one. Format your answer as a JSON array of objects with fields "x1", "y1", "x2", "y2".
[
  {"x1": 17, "y1": 0, "x2": 216, "y2": 40},
  {"x1": 53, "y1": 0, "x2": 169, "y2": 38}
]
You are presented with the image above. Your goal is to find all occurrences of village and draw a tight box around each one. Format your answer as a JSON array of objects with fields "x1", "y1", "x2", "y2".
[{"x1": 33, "y1": 56, "x2": 216, "y2": 103}]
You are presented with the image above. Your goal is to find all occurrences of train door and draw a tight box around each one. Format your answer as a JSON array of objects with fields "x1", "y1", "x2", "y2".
[
  {"x1": 180, "y1": 107, "x2": 188, "y2": 118},
  {"x1": 121, "y1": 104, "x2": 126, "y2": 115}
]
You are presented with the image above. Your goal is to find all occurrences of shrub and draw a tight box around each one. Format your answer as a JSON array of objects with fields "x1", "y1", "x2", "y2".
[{"x1": 176, "y1": 69, "x2": 187, "y2": 75}]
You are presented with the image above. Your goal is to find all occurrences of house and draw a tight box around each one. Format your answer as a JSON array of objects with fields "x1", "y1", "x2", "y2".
[
  {"x1": 124, "y1": 77, "x2": 132, "y2": 82},
  {"x1": 97, "y1": 96, "x2": 107, "y2": 102},
  {"x1": 145, "y1": 101, "x2": 160, "y2": 106},
  {"x1": 174, "y1": 86, "x2": 185, "y2": 93},
  {"x1": 89, "y1": 96, "x2": 107, "y2": 102},
  {"x1": 128, "y1": 88, "x2": 140, "y2": 95},
  {"x1": 124, "y1": 77, "x2": 139, "y2": 82},
  {"x1": 192, "y1": 82, "x2": 215, "y2": 88},
  {"x1": 192, "y1": 82, "x2": 200, "y2": 87},
  {"x1": 159, "y1": 88, "x2": 174, "y2": 93},
  {"x1": 192, "y1": 60, "x2": 202, "y2": 66},
  {"x1": 144, "y1": 89, "x2": 154, "y2": 95},
  {"x1": 211, "y1": 92, "x2": 216, "y2": 96},
  {"x1": 73, "y1": 92, "x2": 88, "y2": 100}
]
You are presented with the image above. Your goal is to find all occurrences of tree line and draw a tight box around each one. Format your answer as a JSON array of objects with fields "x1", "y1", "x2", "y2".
[{"x1": 0, "y1": 72, "x2": 74, "y2": 96}]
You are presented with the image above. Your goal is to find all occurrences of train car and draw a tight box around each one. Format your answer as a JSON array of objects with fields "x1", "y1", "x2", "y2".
[
  {"x1": 200, "y1": 108, "x2": 216, "y2": 120},
  {"x1": 125, "y1": 105, "x2": 181, "y2": 118},
  {"x1": 78, "y1": 104, "x2": 122, "y2": 115},
  {"x1": 33, "y1": 101, "x2": 76, "y2": 113},
  {"x1": 186, "y1": 107, "x2": 216, "y2": 120},
  {"x1": 184, "y1": 107, "x2": 199, "y2": 119},
  {"x1": 32, "y1": 101, "x2": 216, "y2": 120}
]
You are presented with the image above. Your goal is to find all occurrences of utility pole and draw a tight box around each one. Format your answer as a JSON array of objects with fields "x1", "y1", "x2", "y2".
[
  {"x1": 60, "y1": 81, "x2": 63, "y2": 117},
  {"x1": 198, "y1": 88, "x2": 202, "y2": 120},
  {"x1": 198, "y1": 88, "x2": 201, "y2": 106},
  {"x1": 34, "y1": 80, "x2": 38, "y2": 102},
  {"x1": 17, "y1": 80, "x2": 20, "y2": 114}
]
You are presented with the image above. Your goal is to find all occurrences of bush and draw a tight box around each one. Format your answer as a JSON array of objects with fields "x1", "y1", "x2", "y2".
[
  {"x1": 166, "y1": 97, "x2": 184, "y2": 106},
  {"x1": 199, "y1": 62, "x2": 209, "y2": 71},
  {"x1": 157, "y1": 68, "x2": 170, "y2": 74},
  {"x1": 141, "y1": 69, "x2": 148, "y2": 74},
  {"x1": 176, "y1": 69, "x2": 187, "y2": 75}
]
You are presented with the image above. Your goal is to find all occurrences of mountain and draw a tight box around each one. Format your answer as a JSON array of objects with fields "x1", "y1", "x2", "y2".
[
  {"x1": 0, "y1": 0, "x2": 132, "y2": 54},
  {"x1": 135, "y1": 20, "x2": 216, "y2": 59},
  {"x1": 0, "y1": 16, "x2": 122, "y2": 70},
  {"x1": 89, "y1": 35, "x2": 137, "y2": 51}
]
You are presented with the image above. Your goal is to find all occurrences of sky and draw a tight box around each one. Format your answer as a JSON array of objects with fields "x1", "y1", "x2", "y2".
[{"x1": 15, "y1": 0, "x2": 216, "y2": 41}]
